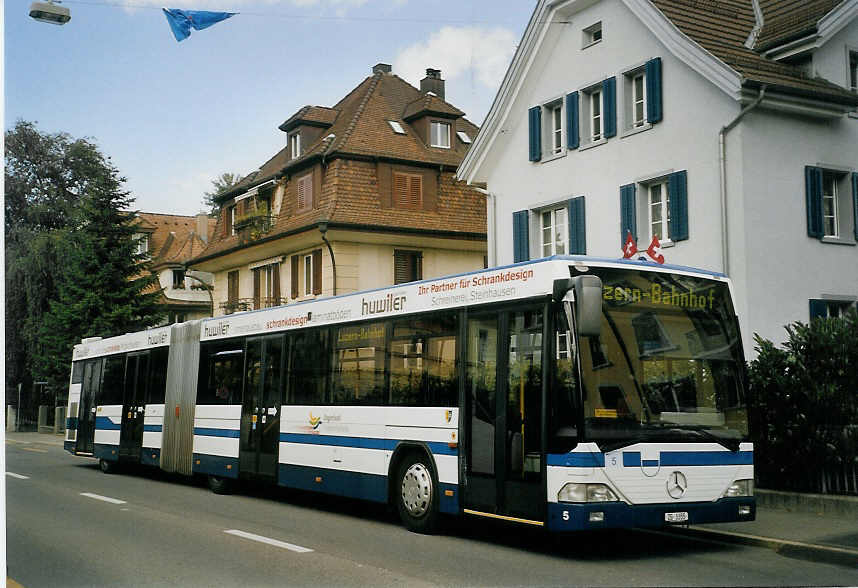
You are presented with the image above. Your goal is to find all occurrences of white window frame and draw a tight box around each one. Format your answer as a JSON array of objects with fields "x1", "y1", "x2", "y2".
[
  {"x1": 430, "y1": 121, "x2": 451, "y2": 148},
  {"x1": 550, "y1": 102, "x2": 563, "y2": 155},
  {"x1": 290, "y1": 133, "x2": 301, "y2": 159},
  {"x1": 229, "y1": 206, "x2": 236, "y2": 236},
  {"x1": 388, "y1": 120, "x2": 406, "y2": 135},
  {"x1": 582, "y1": 21, "x2": 602, "y2": 48},
  {"x1": 540, "y1": 207, "x2": 568, "y2": 257},
  {"x1": 134, "y1": 233, "x2": 150, "y2": 256},
  {"x1": 590, "y1": 89, "x2": 603, "y2": 142},
  {"x1": 648, "y1": 180, "x2": 670, "y2": 242},
  {"x1": 822, "y1": 172, "x2": 839, "y2": 238},
  {"x1": 456, "y1": 130, "x2": 472, "y2": 144},
  {"x1": 303, "y1": 254, "x2": 313, "y2": 296},
  {"x1": 632, "y1": 72, "x2": 646, "y2": 128}
]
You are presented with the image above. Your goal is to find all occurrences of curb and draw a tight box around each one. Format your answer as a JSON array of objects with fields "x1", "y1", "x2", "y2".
[
  {"x1": 664, "y1": 526, "x2": 858, "y2": 569},
  {"x1": 756, "y1": 488, "x2": 858, "y2": 518}
]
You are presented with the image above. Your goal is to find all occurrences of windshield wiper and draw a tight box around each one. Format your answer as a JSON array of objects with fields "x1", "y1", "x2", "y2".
[{"x1": 659, "y1": 423, "x2": 742, "y2": 452}]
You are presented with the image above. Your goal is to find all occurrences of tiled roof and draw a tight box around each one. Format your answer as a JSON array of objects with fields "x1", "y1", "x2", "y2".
[
  {"x1": 402, "y1": 93, "x2": 464, "y2": 121},
  {"x1": 756, "y1": 0, "x2": 844, "y2": 49},
  {"x1": 651, "y1": 0, "x2": 858, "y2": 104},
  {"x1": 278, "y1": 105, "x2": 339, "y2": 132},
  {"x1": 135, "y1": 212, "x2": 215, "y2": 269}
]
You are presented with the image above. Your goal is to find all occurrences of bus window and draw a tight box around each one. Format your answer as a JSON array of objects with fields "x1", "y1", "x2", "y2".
[
  {"x1": 287, "y1": 329, "x2": 329, "y2": 405},
  {"x1": 101, "y1": 355, "x2": 126, "y2": 406},
  {"x1": 72, "y1": 361, "x2": 84, "y2": 384},
  {"x1": 549, "y1": 305, "x2": 578, "y2": 453},
  {"x1": 507, "y1": 309, "x2": 543, "y2": 478},
  {"x1": 148, "y1": 346, "x2": 169, "y2": 404},
  {"x1": 197, "y1": 341, "x2": 244, "y2": 405},
  {"x1": 389, "y1": 312, "x2": 458, "y2": 407},
  {"x1": 332, "y1": 322, "x2": 386, "y2": 405}
]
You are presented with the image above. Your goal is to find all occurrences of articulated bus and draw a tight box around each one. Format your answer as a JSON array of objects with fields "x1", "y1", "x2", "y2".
[{"x1": 65, "y1": 256, "x2": 755, "y2": 533}]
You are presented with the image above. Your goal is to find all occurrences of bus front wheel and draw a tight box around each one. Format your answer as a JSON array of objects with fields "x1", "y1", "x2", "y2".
[
  {"x1": 99, "y1": 459, "x2": 117, "y2": 474},
  {"x1": 396, "y1": 453, "x2": 439, "y2": 534}
]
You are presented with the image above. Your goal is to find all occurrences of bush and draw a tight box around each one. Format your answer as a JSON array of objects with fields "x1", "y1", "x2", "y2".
[{"x1": 748, "y1": 309, "x2": 858, "y2": 493}]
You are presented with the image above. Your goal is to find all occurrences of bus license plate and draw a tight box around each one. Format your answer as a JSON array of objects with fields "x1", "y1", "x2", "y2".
[{"x1": 665, "y1": 512, "x2": 689, "y2": 523}]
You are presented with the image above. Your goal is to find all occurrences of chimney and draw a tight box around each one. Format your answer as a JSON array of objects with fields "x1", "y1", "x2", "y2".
[
  {"x1": 196, "y1": 212, "x2": 210, "y2": 243},
  {"x1": 372, "y1": 63, "x2": 392, "y2": 75},
  {"x1": 420, "y1": 68, "x2": 444, "y2": 100}
]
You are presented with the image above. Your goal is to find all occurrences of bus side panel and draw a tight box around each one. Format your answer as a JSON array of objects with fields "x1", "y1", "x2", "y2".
[
  {"x1": 192, "y1": 404, "x2": 241, "y2": 478},
  {"x1": 94, "y1": 405, "x2": 122, "y2": 461},
  {"x1": 141, "y1": 403, "x2": 165, "y2": 466}
]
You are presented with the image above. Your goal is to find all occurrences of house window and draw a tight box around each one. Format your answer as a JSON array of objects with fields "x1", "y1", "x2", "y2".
[
  {"x1": 648, "y1": 181, "x2": 670, "y2": 241},
  {"x1": 430, "y1": 121, "x2": 451, "y2": 148},
  {"x1": 304, "y1": 254, "x2": 313, "y2": 296},
  {"x1": 583, "y1": 22, "x2": 602, "y2": 47},
  {"x1": 172, "y1": 269, "x2": 186, "y2": 289},
  {"x1": 393, "y1": 172, "x2": 422, "y2": 209},
  {"x1": 253, "y1": 263, "x2": 281, "y2": 309},
  {"x1": 580, "y1": 87, "x2": 604, "y2": 144},
  {"x1": 297, "y1": 173, "x2": 313, "y2": 211},
  {"x1": 228, "y1": 206, "x2": 236, "y2": 236},
  {"x1": 550, "y1": 102, "x2": 563, "y2": 155},
  {"x1": 394, "y1": 250, "x2": 422, "y2": 284},
  {"x1": 632, "y1": 72, "x2": 646, "y2": 127},
  {"x1": 590, "y1": 90, "x2": 602, "y2": 141},
  {"x1": 850, "y1": 51, "x2": 857, "y2": 92},
  {"x1": 226, "y1": 270, "x2": 239, "y2": 314},
  {"x1": 810, "y1": 298, "x2": 856, "y2": 319},
  {"x1": 822, "y1": 172, "x2": 839, "y2": 237},
  {"x1": 388, "y1": 120, "x2": 407, "y2": 134},
  {"x1": 456, "y1": 131, "x2": 472, "y2": 144},
  {"x1": 134, "y1": 233, "x2": 149, "y2": 256},
  {"x1": 290, "y1": 133, "x2": 301, "y2": 159},
  {"x1": 541, "y1": 207, "x2": 568, "y2": 256}
]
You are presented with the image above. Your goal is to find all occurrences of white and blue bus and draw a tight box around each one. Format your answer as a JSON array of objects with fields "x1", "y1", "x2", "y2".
[{"x1": 65, "y1": 256, "x2": 755, "y2": 533}]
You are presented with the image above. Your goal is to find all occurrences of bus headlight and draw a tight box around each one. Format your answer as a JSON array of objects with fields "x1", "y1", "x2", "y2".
[
  {"x1": 721, "y1": 479, "x2": 754, "y2": 498},
  {"x1": 558, "y1": 483, "x2": 619, "y2": 503}
]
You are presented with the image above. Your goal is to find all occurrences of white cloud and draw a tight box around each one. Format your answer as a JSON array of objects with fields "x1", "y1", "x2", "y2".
[{"x1": 394, "y1": 26, "x2": 516, "y2": 93}]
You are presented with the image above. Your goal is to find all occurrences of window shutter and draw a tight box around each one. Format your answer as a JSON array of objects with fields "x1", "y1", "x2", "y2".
[
  {"x1": 513, "y1": 210, "x2": 530, "y2": 262},
  {"x1": 809, "y1": 299, "x2": 827, "y2": 320},
  {"x1": 291, "y1": 255, "x2": 299, "y2": 299},
  {"x1": 528, "y1": 106, "x2": 542, "y2": 162},
  {"x1": 228, "y1": 270, "x2": 239, "y2": 303},
  {"x1": 646, "y1": 57, "x2": 663, "y2": 124},
  {"x1": 602, "y1": 77, "x2": 617, "y2": 138},
  {"x1": 253, "y1": 268, "x2": 261, "y2": 308},
  {"x1": 272, "y1": 263, "x2": 281, "y2": 302},
  {"x1": 620, "y1": 183, "x2": 637, "y2": 245},
  {"x1": 805, "y1": 166, "x2": 824, "y2": 239},
  {"x1": 852, "y1": 172, "x2": 858, "y2": 241},
  {"x1": 568, "y1": 197, "x2": 586, "y2": 255},
  {"x1": 312, "y1": 249, "x2": 322, "y2": 295},
  {"x1": 394, "y1": 173, "x2": 422, "y2": 208},
  {"x1": 668, "y1": 170, "x2": 688, "y2": 241},
  {"x1": 566, "y1": 92, "x2": 579, "y2": 150}
]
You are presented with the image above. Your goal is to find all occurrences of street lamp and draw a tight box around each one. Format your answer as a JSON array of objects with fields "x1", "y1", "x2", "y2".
[{"x1": 29, "y1": 1, "x2": 71, "y2": 25}]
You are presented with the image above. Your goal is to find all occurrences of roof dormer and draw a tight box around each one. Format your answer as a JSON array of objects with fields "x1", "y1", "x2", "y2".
[{"x1": 278, "y1": 105, "x2": 339, "y2": 159}]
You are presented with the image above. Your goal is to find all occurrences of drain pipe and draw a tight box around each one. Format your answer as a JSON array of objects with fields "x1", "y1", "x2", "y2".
[
  {"x1": 474, "y1": 187, "x2": 496, "y2": 267},
  {"x1": 318, "y1": 221, "x2": 336, "y2": 296},
  {"x1": 719, "y1": 85, "x2": 766, "y2": 276}
]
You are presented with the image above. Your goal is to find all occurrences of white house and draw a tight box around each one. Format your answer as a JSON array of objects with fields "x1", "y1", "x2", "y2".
[{"x1": 458, "y1": 0, "x2": 858, "y2": 352}]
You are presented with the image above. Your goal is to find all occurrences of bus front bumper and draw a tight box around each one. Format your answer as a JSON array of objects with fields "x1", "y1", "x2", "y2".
[{"x1": 546, "y1": 497, "x2": 755, "y2": 532}]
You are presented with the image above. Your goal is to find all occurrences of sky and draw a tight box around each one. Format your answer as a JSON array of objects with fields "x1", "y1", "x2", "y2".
[{"x1": 5, "y1": 0, "x2": 535, "y2": 215}]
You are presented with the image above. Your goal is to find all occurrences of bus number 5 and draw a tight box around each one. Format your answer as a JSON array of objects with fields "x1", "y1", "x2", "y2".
[{"x1": 563, "y1": 510, "x2": 569, "y2": 521}]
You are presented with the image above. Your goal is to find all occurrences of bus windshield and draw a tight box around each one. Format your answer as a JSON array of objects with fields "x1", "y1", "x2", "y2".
[{"x1": 576, "y1": 267, "x2": 748, "y2": 451}]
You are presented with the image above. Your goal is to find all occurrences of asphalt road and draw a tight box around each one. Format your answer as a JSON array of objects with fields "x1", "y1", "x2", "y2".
[{"x1": 6, "y1": 439, "x2": 858, "y2": 587}]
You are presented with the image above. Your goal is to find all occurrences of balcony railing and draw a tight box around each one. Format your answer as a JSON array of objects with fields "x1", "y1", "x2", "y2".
[
  {"x1": 219, "y1": 297, "x2": 287, "y2": 314},
  {"x1": 234, "y1": 213, "x2": 274, "y2": 243}
]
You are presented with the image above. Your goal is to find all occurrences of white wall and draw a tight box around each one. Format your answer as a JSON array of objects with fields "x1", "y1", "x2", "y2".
[{"x1": 813, "y1": 20, "x2": 858, "y2": 89}]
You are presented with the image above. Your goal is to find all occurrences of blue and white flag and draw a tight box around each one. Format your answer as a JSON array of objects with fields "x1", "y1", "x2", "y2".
[{"x1": 162, "y1": 8, "x2": 235, "y2": 42}]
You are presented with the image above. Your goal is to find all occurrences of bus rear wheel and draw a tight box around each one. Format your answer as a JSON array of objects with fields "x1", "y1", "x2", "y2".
[
  {"x1": 99, "y1": 459, "x2": 118, "y2": 474},
  {"x1": 396, "y1": 454, "x2": 439, "y2": 534},
  {"x1": 207, "y1": 475, "x2": 233, "y2": 495}
]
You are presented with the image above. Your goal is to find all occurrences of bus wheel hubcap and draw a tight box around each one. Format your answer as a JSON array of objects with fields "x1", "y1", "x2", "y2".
[{"x1": 401, "y1": 463, "x2": 432, "y2": 517}]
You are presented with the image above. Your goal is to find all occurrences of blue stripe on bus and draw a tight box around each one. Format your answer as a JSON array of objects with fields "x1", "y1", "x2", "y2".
[
  {"x1": 546, "y1": 453, "x2": 606, "y2": 467},
  {"x1": 94, "y1": 443, "x2": 119, "y2": 461},
  {"x1": 143, "y1": 424, "x2": 162, "y2": 433},
  {"x1": 193, "y1": 453, "x2": 239, "y2": 478},
  {"x1": 194, "y1": 428, "x2": 241, "y2": 438},
  {"x1": 279, "y1": 433, "x2": 457, "y2": 456},
  {"x1": 623, "y1": 451, "x2": 752, "y2": 467},
  {"x1": 140, "y1": 448, "x2": 161, "y2": 466},
  {"x1": 95, "y1": 416, "x2": 121, "y2": 430}
]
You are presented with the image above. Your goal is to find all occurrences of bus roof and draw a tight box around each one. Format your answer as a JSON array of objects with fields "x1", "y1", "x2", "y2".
[{"x1": 72, "y1": 325, "x2": 171, "y2": 361}]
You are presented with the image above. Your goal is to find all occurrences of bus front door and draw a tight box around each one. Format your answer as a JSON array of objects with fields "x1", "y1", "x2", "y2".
[
  {"x1": 119, "y1": 352, "x2": 149, "y2": 461},
  {"x1": 239, "y1": 335, "x2": 284, "y2": 479},
  {"x1": 464, "y1": 307, "x2": 545, "y2": 524},
  {"x1": 76, "y1": 358, "x2": 103, "y2": 455}
]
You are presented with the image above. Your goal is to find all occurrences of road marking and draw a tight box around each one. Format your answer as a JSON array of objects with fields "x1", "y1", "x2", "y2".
[
  {"x1": 80, "y1": 492, "x2": 127, "y2": 505},
  {"x1": 6, "y1": 472, "x2": 30, "y2": 479},
  {"x1": 21, "y1": 447, "x2": 49, "y2": 453},
  {"x1": 224, "y1": 530, "x2": 314, "y2": 553},
  {"x1": 5, "y1": 439, "x2": 31, "y2": 445}
]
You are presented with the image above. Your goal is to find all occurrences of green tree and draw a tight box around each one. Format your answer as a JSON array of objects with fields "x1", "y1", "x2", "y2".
[
  {"x1": 4, "y1": 120, "x2": 165, "y2": 397},
  {"x1": 202, "y1": 171, "x2": 244, "y2": 214}
]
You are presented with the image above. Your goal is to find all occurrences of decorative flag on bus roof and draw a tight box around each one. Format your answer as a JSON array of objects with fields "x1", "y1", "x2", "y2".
[
  {"x1": 645, "y1": 235, "x2": 665, "y2": 264},
  {"x1": 162, "y1": 8, "x2": 236, "y2": 42},
  {"x1": 622, "y1": 231, "x2": 638, "y2": 259}
]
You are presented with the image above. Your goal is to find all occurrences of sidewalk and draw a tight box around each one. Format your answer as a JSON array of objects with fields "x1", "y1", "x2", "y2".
[{"x1": 6, "y1": 431, "x2": 858, "y2": 567}]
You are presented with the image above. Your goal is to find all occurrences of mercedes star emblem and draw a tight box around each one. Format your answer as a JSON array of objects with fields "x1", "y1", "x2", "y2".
[{"x1": 667, "y1": 471, "x2": 687, "y2": 499}]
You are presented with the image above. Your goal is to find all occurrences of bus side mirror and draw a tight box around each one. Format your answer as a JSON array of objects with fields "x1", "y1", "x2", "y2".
[{"x1": 556, "y1": 276, "x2": 603, "y2": 337}]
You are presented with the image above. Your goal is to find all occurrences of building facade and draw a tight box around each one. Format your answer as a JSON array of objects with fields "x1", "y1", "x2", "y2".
[
  {"x1": 458, "y1": 0, "x2": 858, "y2": 352},
  {"x1": 190, "y1": 64, "x2": 487, "y2": 315},
  {"x1": 135, "y1": 212, "x2": 215, "y2": 323}
]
